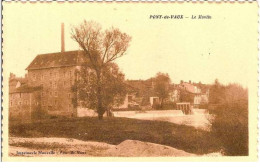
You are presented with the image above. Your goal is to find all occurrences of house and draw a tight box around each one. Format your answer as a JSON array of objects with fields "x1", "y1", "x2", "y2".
[
  {"x1": 179, "y1": 81, "x2": 209, "y2": 107},
  {"x1": 9, "y1": 74, "x2": 42, "y2": 121},
  {"x1": 125, "y1": 79, "x2": 157, "y2": 107},
  {"x1": 8, "y1": 24, "x2": 94, "y2": 122}
]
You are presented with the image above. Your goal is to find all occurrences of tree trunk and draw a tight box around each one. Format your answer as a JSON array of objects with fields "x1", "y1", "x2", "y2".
[
  {"x1": 96, "y1": 70, "x2": 104, "y2": 120},
  {"x1": 160, "y1": 98, "x2": 164, "y2": 109},
  {"x1": 98, "y1": 114, "x2": 103, "y2": 120}
]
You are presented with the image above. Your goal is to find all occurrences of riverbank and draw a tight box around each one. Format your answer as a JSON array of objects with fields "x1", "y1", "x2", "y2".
[{"x1": 9, "y1": 117, "x2": 220, "y2": 155}]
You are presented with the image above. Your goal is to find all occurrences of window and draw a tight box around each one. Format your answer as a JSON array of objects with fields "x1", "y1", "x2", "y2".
[
  {"x1": 18, "y1": 101, "x2": 22, "y2": 106},
  {"x1": 128, "y1": 96, "x2": 133, "y2": 101},
  {"x1": 41, "y1": 74, "x2": 44, "y2": 80},
  {"x1": 69, "y1": 71, "x2": 72, "y2": 78},
  {"x1": 50, "y1": 81, "x2": 52, "y2": 87},
  {"x1": 35, "y1": 102, "x2": 39, "y2": 105},
  {"x1": 10, "y1": 101, "x2": 13, "y2": 107},
  {"x1": 55, "y1": 100, "x2": 58, "y2": 106},
  {"x1": 68, "y1": 104, "x2": 72, "y2": 112},
  {"x1": 50, "y1": 72, "x2": 52, "y2": 78},
  {"x1": 54, "y1": 82, "x2": 57, "y2": 88},
  {"x1": 25, "y1": 100, "x2": 28, "y2": 105},
  {"x1": 54, "y1": 91, "x2": 58, "y2": 97},
  {"x1": 33, "y1": 73, "x2": 36, "y2": 80},
  {"x1": 19, "y1": 93, "x2": 22, "y2": 98},
  {"x1": 55, "y1": 72, "x2": 57, "y2": 78},
  {"x1": 41, "y1": 92, "x2": 44, "y2": 97},
  {"x1": 63, "y1": 72, "x2": 66, "y2": 78},
  {"x1": 76, "y1": 73, "x2": 79, "y2": 81},
  {"x1": 68, "y1": 93, "x2": 71, "y2": 98}
]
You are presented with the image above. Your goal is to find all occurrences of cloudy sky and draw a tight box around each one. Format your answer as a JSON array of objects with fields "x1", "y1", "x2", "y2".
[{"x1": 3, "y1": 2, "x2": 257, "y2": 87}]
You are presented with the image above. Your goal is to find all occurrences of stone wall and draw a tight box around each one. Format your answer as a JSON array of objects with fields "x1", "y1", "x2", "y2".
[
  {"x1": 9, "y1": 91, "x2": 41, "y2": 122},
  {"x1": 27, "y1": 66, "x2": 78, "y2": 117}
]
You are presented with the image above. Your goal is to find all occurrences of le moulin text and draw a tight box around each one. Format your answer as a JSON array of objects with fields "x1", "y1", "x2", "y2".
[{"x1": 149, "y1": 15, "x2": 212, "y2": 19}]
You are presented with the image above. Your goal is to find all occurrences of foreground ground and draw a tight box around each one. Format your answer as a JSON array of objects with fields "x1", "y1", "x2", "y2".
[
  {"x1": 10, "y1": 137, "x2": 201, "y2": 157},
  {"x1": 9, "y1": 117, "x2": 221, "y2": 155}
]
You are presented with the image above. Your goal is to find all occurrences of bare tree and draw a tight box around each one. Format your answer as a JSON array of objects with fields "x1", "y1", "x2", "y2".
[{"x1": 71, "y1": 20, "x2": 131, "y2": 119}]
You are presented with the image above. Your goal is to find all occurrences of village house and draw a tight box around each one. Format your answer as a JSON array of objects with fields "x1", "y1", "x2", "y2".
[
  {"x1": 9, "y1": 73, "x2": 42, "y2": 121},
  {"x1": 9, "y1": 24, "x2": 93, "y2": 122},
  {"x1": 178, "y1": 80, "x2": 209, "y2": 108}
]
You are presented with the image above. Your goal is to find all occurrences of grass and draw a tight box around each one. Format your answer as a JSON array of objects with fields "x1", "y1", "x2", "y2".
[
  {"x1": 10, "y1": 142, "x2": 65, "y2": 150},
  {"x1": 9, "y1": 117, "x2": 221, "y2": 154}
]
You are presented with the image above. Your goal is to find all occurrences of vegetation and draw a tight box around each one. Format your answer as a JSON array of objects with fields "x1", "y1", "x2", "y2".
[
  {"x1": 71, "y1": 20, "x2": 131, "y2": 119},
  {"x1": 153, "y1": 72, "x2": 171, "y2": 108},
  {"x1": 209, "y1": 80, "x2": 248, "y2": 156},
  {"x1": 9, "y1": 117, "x2": 221, "y2": 154},
  {"x1": 72, "y1": 63, "x2": 127, "y2": 116}
]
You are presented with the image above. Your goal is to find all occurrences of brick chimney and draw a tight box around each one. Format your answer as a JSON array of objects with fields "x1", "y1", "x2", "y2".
[{"x1": 61, "y1": 23, "x2": 65, "y2": 52}]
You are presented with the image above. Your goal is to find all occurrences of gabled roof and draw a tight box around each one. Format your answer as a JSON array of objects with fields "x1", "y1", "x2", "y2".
[{"x1": 26, "y1": 50, "x2": 89, "y2": 70}]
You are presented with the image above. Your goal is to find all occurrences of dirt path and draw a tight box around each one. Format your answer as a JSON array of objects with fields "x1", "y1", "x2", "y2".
[{"x1": 9, "y1": 137, "x2": 199, "y2": 157}]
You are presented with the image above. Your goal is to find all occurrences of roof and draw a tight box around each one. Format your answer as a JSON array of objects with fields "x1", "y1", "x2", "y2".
[
  {"x1": 9, "y1": 77, "x2": 27, "y2": 85},
  {"x1": 10, "y1": 84, "x2": 42, "y2": 93},
  {"x1": 126, "y1": 79, "x2": 156, "y2": 97},
  {"x1": 26, "y1": 50, "x2": 89, "y2": 70}
]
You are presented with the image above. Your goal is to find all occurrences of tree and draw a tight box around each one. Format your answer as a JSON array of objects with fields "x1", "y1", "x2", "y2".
[
  {"x1": 153, "y1": 72, "x2": 171, "y2": 108},
  {"x1": 72, "y1": 63, "x2": 127, "y2": 117},
  {"x1": 209, "y1": 81, "x2": 248, "y2": 155},
  {"x1": 71, "y1": 20, "x2": 131, "y2": 119},
  {"x1": 179, "y1": 89, "x2": 194, "y2": 103},
  {"x1": 209, "y1": 79, "x2": 225, "y2": 104}
]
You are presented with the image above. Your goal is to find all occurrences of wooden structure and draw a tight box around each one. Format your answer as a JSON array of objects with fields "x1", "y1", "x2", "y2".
[{"x1": 176, "y1": 102, "x2": 192, "y2": 115}]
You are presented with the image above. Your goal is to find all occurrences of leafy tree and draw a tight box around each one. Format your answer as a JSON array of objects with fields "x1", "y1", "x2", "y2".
[
  {"x1": 179, "y1": 89, "x2": 194, "y2": 103},
  {"x1": 154, "y1": 72, "x2": 171, "y2": 108},
  {"x1": 71, "y1": 20, "x2": 131, "y2": 119},
  {"x1": 209, "y1": 81, "x2": 248, "y2": 155},
  {"x1": 72, "y1": 63, "x2": 127, "y2": 118},
  {"x1": 209, "y1": 79, "x2": 225, "y2": 104}
]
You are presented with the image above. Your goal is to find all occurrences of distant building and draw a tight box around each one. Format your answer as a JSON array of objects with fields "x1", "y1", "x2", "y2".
[
  {"x1": 179, "y1": 81, "x2": 209, "y2": 107},
  {"x1": 9, "y1": 74, "x2": 42, "y2": 121}
]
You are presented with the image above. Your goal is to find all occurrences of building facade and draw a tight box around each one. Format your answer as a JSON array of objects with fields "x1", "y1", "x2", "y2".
[{"x1": 9, "y1": 50, "x2": 89, "y2": 122}]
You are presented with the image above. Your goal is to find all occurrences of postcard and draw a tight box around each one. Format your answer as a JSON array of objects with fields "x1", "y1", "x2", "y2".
[{"x1": 1, "y1": 0, "x2": 258, "y2": 161}]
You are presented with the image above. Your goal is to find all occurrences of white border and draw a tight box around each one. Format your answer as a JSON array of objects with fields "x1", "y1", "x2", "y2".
[{"x1": 0, "y1": 0, "x2": 259, "y2": 167}]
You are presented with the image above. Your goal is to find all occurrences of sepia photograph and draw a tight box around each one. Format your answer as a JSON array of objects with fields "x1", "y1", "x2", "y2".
[{"x1": 1, "y1": 1, "x2": 258, "y2": 161}]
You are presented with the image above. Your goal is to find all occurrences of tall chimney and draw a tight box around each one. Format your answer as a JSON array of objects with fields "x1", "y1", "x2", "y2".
[{"x1": 61, "y1": 23, "x2": 65, "y2": 52}]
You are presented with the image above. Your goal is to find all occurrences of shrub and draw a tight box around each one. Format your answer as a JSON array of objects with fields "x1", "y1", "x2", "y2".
[
  {"x1": 31, "y1": 106, "x2": 50, "y2": 121},
  {"x1": 209, "y1": 82, "x2": 248, "y2": 156}
]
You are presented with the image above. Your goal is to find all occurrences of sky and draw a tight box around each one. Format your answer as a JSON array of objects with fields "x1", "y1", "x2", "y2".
[{"x1": 2, "y1": 2, "x2": 258, "y2": 87}]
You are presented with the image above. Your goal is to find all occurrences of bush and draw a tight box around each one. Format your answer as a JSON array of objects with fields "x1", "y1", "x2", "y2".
[
  {"x1": 209, "y1": 83, "x2": 248, "y2": 156},
  {"x1": 211, "y1": 103, "x2": 248, "y2": 155},
  {"x1": 199, "y1": 103, "x2": 208, "y2": 109},
  {"x1": 31, "y1": 106, "x2": 50, "y2": 121},
  {"x1": 153, "y1": 102, "x2": 176, "y2": 110}
]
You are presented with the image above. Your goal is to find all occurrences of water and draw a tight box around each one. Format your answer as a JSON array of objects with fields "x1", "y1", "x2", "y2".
[{"x1": 112, "y1": 110, "x2": 212, "y2": 131}]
